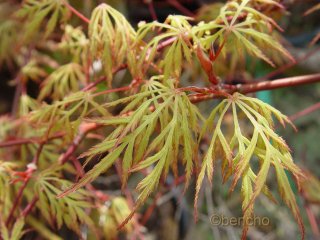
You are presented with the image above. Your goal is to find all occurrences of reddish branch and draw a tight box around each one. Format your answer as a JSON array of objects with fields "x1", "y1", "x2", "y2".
[
  {"x1": 189, "y1": 73, "x2": 320, "y2": 102},
  {"x1": 145, "y1": 0, "x2": 158, "y2": 21},
  {"x1": 63, "y1": 1, "x2": 90, "y2": 24},
  {"x1": 21, "y1": 196, "x2": 39, "y2": 218},
  {"x1": 237, "y1": 73, "x2": 320, "y2": 94},
  {"x1": 0, "y1": 132, "x2": 65, "y2": 149},
  {"x1": 58, "y1": 123, "x2": 101, "y2": 165},
  {"x1": 5, "y1": 180, "x2": 29, "y2": 227},
  {"x1": 82, "y1": 64, "x2": 128, "y2": 91},
  {"x1": 5, "y1": 142, "x2": 43, "y2": 227},
  {"x1": 304, "y1": 201, "x2": 320, "y2": 238},
  {"x1": 258, "y1": 47, "x2": 320, "y2": 81},
  {"x1": 166, "y1": 0, "x2": 196, "y2": 18},
  {"x1": 92, "y1": 85, "x2": 132, "y2": 97},
  {"x1": 289, "y1": 102, "x2": 320, "y2": 122}
]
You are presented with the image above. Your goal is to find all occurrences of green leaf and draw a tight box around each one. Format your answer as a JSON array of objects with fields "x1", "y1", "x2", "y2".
[{"x1": 195, "y1": 93, "x2": 304, "y2": 239}]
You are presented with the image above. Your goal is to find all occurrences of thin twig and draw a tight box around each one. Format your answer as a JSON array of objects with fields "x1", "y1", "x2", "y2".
[
  {"x1": 59, "y1": 123, "x2": 101, "y2": 165},
  {"x1": 5, "y1": 180, "x2": 30, "y2": 227},
  {"x1": 21, "y1": 196, "x2": 39, "y2": 218},
  {"x1": 145, "y1": 0, "x2": 158, "y2": 21},
  {"x1": 289, "y1": 102, "x2": 320, "y2": 122},
  {"x1": 189, "y1": 73, "x2": 320, "y2": 102},
  {"x1": 92, "y1": 85, "x2": 132, "y2": 97},
  {"x1": 0, "y1": 132, "x2": 65, "y2": 149},
  {"x1": 167, "y1": 0, "x2": 196, "y2": 18},
  {"x1": 304, "y1": 202, "x2": 320, "y2": 238},
  {"x1": 82, "y1": 64, "x2": 128, "y2": 91},
  {"x1": 63, "y1": 0, "x2": 90, "y2": 24},
  {"x1": 257, "y1": 47, "x2": 320, "y2": 81},
  {"x1": 236, "y1": 73, "x2": 320, "y2": 94}
]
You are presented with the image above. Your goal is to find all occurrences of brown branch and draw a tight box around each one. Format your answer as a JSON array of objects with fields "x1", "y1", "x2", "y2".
[
  {"x1": 63, "y1": 1, "x2": 90, "y2": 24},
  {"x1": 257, "y1": 47, "x2": 320, "y2": 81},
  {"x1": 0, "y1": 138, "x2": 34, "y2": 148},
  {"x1": 189, "y1": 73, "x2": 320, "y2": 103},
  {"x1": 167, "y1": 0, "x2": 196, "y2": 18},
  {"x1": 289, "y1": 102, "x2": 320, "y2": 122},
  {"x1": 58, "y1": 123, "x2": 102, "y2": 165},
  {"x1": 5, "y1": 180, "x2": 29, "y2": 227},
  {"x1": 0, "y1": 132, "x2": 65, "y2": 149},
  {"x1": 82, "y1": 64, "x2": 128, "y2": 91},
  {"x1": 5, "y1": 130, "x2": 51, "y2": 227},
  {"x1": 236, "y1": 73, "x2": 320, "y2": 94},
  {"x1": 92, "y1": 85, "x2": 132, "y2": 97},
  {"x1": 305, "y1": 202, "x2": 320, "y2": 238},
  {"x1": 145, "y1": 0, "x2": 158, "y2": 21},
  {"x1": 21, "y1": 196, "x2": 39, "y2": 218},
  {"x1": 156, "y1": 37, "x2": 177, "y2": 51}
]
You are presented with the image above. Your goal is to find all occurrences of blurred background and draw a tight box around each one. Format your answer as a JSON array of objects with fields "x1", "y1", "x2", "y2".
[{"x1": 0, "y1": 0, "x2": 319, "y2": 239}]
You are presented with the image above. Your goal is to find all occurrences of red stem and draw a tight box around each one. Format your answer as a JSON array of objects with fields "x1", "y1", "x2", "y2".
[
  {"x1": 0, "y1": 132, "x2": 65, "y2": 149},
  {"x1": 156, "y1": 37, "x2": 177, "y2": 51},
  {"x1": 82, "y1": 64, "x2": 128, "y2": 91},
  {"x1": 305, "y1": 202, "x2": 320, "y2": 238},
  {"x1": 167, "y1": 0, "x2": 196, "y2": 18},
  {"x1": 5, "y1": 138, "x2": 45, "y2": 227},
  {"x1": 59, "y1": 123, "x2": 101, "y2": 165},
  {"x1": 21, "y1": 196, "x2": 39, "y2": 217},
  {"x1": 146, "y1": 1, "x2": 158, "y2": 21},
  {"x1": 258, "y1": 47, "x2": 320, "y2": 81},
  {"x1": 92, "y1": 85, "x2": 132, "y2": 97},
  {"x1": 189, "y1": 73, "x2": 320, "y2": 102},
  {"x1": 63, "y1": 1, "x2": 90, "y2": 24},
  {"x1": 289, "y1": 102, "x2": 320, "y2": 122},
  {"x1": 6, "y1": 180, "x2": 29, "y2": 227},
  {"x1": 236, "y1": 73, "x2": 320, "y2": 94}
]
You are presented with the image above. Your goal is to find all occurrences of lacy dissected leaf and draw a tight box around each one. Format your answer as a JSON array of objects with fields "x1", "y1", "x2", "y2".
[
  {"x1": 19, "y1": 94, "x2": 40, "y2": 117},
  {"x1": 89, "y1": 3, "x2": 136, "y2": 85},
  {"x1": 0, "y1": 20, "x2": 18, "y2": 66},
  {"x1": 59, "y1": 25, "x2": 89, "y2": 63},
  {"x1": 59, "y1": 77, "x2": 202, "y2": 213},
  {"x1": 34, "y1": 166, "x2": 95, "y2": 233},
  {"x1": 193, "y1": 0, "x2": 294, "y2": 67},
  {"x1": 26, "y1": 216, "x2": 63, "y2": 240},
  {"x1": 29, "y1": 92, "x2": 109, "y2": 139},
  {"x1": 0, "y1": 116, "x2": 18, "y2": 160},
  {"x1": 15, "y1": 0, "x2": 70, "y2": 40},
  {"x1": 0, "y1": 115, "x2": 15, "y2": 140},
  {"x1": 39, "y1": 63, "x2": 86, "y2": 100},
  {"x1": 21, "y1": 60, "x2": 47, "y2": 83},
  {"x1": 136, "y1": 15, "x2": 195, "y2": 79},
  {"x1": 0, "y1": 161, "x2": 16, "y2": 219},
  {"x1": 0, "y1": 218, "x2": 25, "y2": 240},
  {"x1": 195, "y1": 93, "x2": 304, "y2": 239},
  {"x1": 99, "y1": 197, "x2": 134, "y2": 239}
]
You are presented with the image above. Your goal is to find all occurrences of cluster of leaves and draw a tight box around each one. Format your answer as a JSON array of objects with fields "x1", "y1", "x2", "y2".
[
  {"x1": 96, "y1": 197, "x2": 134, "y2": 240},
  {"x1": 1, "y1": 218, "x2": 25, "y2": 240},
  {"x1": 15, "y1": 0, "x2": 70, "y2": 40},
  {"x1": 89, "y1": 3, "x2": 136, "y2": 84},
  {"x1": 195, "y1": 93, "x2": 305, "y2": 237},
  {"x1": 0, "y1": 0, "x2": 313, "y2": 239},
  {"x1": 60, "y1": 78, "x2": 202, "y2": 210},
  {"x1": 59, "y1": 25, "x2": 90, "y2": 63},
  {"x1": 32, "y1": 166, "x2": 95, "y2": 234},
  {"x1": 29, "y1": 91, "x2": 109, "y2": 140},
  {"x1": 39, "y1": 63, "x2": 86, "y2": 100}
]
